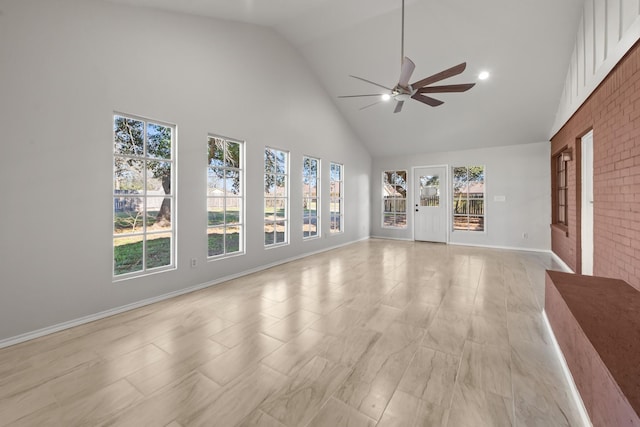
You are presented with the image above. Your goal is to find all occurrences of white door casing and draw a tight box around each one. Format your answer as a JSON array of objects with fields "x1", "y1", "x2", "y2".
[
  {"x1": 414, "y1": 166, "x2": 447, "y2": 243},
  {"x1": 581, "y1": 130, "x2": 594, "y2": 275}
]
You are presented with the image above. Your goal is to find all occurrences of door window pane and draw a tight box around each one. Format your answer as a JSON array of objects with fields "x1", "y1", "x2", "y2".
[{"x1": 420, "y1": 175, "x2": 440, "y2": 206}]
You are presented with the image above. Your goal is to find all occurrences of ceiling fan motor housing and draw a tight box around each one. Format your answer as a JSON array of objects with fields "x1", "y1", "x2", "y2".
[
  {"x1": 394, "y1": 93, "x2": 412, "y2": 102},
  {"x1": 338, "y1": 0, "x2": 474, "y2": 112}
]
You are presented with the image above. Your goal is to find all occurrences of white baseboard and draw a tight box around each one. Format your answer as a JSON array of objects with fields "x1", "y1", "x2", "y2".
[
  {"x1": 0, "y1": 235, "x2": 370, "y2": 350},
  {"x1": 542, "y1": 311, "x2": 593, "y2": 427},
  {"x1": 370, "y1": 235, "x2": 414, "y2": 242},
  {"x1": 550, "y1": 251, "x2": 575, "y2": 273},
  {"x1": 448, "y1": 241, "x2": 551, "y2": 253},
  {"x1": 370, "y1": 237, "x2": 552, "y2": 253}
]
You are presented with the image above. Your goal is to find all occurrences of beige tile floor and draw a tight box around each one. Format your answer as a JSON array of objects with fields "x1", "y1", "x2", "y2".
[{"x1": 0, "y1": 239, "x2": 586, "y2": 426}]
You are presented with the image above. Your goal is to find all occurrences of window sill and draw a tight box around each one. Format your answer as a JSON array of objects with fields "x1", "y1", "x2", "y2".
[
  {"x1": 208, "y1": 251, "x2": 246, "y2": 262},
  {"x1": 113, "y1": 265, "x2": 176, "y2": 283},
  {"x1": 551, "y1": 223, "x2": 569, "y2": 237},
  {"x1": 264, "y1": 242, "x2": 290, "y2": 250}
]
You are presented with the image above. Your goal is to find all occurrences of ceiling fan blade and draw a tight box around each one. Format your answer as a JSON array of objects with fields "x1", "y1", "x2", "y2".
[
  {"x1": 359, "y1": 101, "x2": 382, "y2": 110},
  {"x1": 394, "y1": 101, "x2": 404, "y2": 114},
  {"x1": 417, "y1": 83, "x2": 475, "y2": 94},
  {"x1": 349, "y1": 75, "x2": 393, "y2": 91},
  {"x1": 412, "y1": 94, "x2": 444, "y2": 107},
  {"x1": 398, "y1": 57, "x2": 415, "y2": 88},
  {"x1": 411, "y1": 62, "x2": 467, "y2": 89},
  {"x1": 338, "y1": 94, "x2": 385, "y2": 98}
]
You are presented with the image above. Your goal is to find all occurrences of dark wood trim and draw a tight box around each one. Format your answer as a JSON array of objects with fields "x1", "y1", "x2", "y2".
[
  {"x1": 551, "y1": 145, "x2": 570, "y2": 229},
  {"x1": 551, "y1": 222, "x2": 569, "y2": 237}
]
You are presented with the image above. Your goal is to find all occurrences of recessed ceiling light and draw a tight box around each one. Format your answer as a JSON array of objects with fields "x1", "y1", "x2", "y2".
[
  {"x1": 381, "y1": 93, "x2": 391, "y2": 101},
  {"x1": 478, "y1": 71, "x2": 490, "y2": 80}
]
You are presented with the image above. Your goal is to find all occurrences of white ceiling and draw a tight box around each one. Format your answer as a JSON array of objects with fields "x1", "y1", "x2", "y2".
[{"x1": 105, "y1": 0, "x2": 584, "y2": 157}]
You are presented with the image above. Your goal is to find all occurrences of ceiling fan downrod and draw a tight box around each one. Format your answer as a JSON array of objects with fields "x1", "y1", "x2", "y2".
[
  {"x1": 401, "y1": 0, "x2": 405, "y2": 67},
  {"x1": 337, "y1": 0, "x2": 475, "y2": 113}
]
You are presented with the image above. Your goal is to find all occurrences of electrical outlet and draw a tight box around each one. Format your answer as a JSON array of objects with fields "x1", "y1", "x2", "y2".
[{"x1": 190, "y1": 258, "x2": 197, "y2": 268}]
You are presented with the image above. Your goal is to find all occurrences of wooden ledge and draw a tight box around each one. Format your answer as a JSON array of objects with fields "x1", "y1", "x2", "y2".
[{"x1": 546, "y1": 270, "x2": 640, "y2": 426}]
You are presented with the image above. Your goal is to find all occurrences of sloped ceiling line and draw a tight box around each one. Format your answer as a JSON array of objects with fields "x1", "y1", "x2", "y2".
[{"x1": 105, "y1": 0, "x2": 583, "y2": 157}]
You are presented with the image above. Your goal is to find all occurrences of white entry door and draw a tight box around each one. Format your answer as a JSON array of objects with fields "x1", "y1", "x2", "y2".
[
  {"x1": 581, "y1": 131, "x2": 594, "y2": 275},
  {"x1": 414, "y1": 166, "x2": 447, "y2": 242}
]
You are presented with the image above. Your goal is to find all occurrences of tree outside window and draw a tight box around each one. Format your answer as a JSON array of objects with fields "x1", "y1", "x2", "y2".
[
  {"x1": 113, "y1": 114, "x2": 175, "y2": 277},
  {"x1": 453, "y1": 166, "x2": 485, "y2": 231},
  {"x1": 265, "y1": 148, "x2": 288, "y2": 246},
  {"x1": 303, "y1": 156, "x2": 320, "y2": 239},
  {"x1": 208, "y1": 136, "x2": 243, "y2": 258},
  {"x1": 330, "y1": 163, "x2": 344, "y2": 233},
  {"x1": 382, "y1": 170, "x2": 407, "y2": 228}
]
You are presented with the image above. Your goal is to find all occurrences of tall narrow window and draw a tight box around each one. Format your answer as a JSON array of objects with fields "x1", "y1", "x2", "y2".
[
  {"x1": 382, "y1": 170, "x2": 407, "y2": 228},
  {"x1": 207, "y1": 136, "x2": 244, "y2": 258},
  {"x1": 303, "y1": 156, "x2": 320, "y2": 239},
  {"x1": 555, "y1": 153, "x2": 568, "y2": 226},
  {"x1": 264, "y1": 147, "x2": 288, "y2": 246},
  {"x1": 453, "y1": 166, "x2": 485, "y2": 231},
  {"x1": 113, "y1": 113, "x2": 175, "y2": 277},
  {"x1": 330, "y1": 162, "x2": 344, "y2": 233}
]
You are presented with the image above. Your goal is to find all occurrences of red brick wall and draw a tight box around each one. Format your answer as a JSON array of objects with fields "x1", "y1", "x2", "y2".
[{"x1": 551, "y1": 40, "x2": 640, "y2": 291}]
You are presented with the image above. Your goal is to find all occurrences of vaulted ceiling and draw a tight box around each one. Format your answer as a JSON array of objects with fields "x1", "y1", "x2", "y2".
[{"x1": 105, "y1": 0, "x2": 584, "y2": 157}]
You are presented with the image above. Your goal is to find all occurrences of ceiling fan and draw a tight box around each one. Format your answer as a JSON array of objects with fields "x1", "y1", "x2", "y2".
[{"x1": 339, "y1": 0, "x2": 475, "y2": 113}]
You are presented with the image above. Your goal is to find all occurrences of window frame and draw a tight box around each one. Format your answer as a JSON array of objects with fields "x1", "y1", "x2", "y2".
[
  {"x1": 452, "y1": 165, "x2": 486, "y2": 232},
  {"x1": 264, "y1": 147, "x2": 289, "y2": 247},
  {"x1": 302, "y1": 155, "x2": 321, "y2": 240},
  {"x1": 382, "y1": 170, "x2": 408, "y2": 229},
  {"x1": 112, "y1": 112, "x2": 176, "y2": 280},
  {"x1": 330, "y1": 162, "x2": 344, "y2": 234},
  {"x1": 553, "y1": 150, "x2": 569, "y2": 229},
  {"x1": 207, "y1": 134, "x2": 245, "y2": 260}
]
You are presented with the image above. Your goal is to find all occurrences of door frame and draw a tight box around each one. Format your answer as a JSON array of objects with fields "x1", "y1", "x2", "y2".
[
  {"x1": 411, "y1": 164, "x2": 450, "y2": 243},
  {"x1": 581, "y1": 130, "x2": 594, "y2": 275}
]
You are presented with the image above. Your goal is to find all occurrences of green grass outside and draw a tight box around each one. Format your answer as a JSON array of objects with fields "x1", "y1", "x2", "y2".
[
  {"x1": 208, "y1": 210, "x2": 241, "y2": 226},
  {"x1": 264, "y1": 207, "x2": 285, "y2": 218},
  {"x1": 208, "y1": 232, "x2": 240, "y2": 256},
  {"x1": 116, "y1": 206, "x2": 312, "y2": 274},
  {"x1": 114, "y1": 236, "x2": 171, "y2": 275},
  {"x1": 264, "y1": 231, "x2": 286, "y2": 245}
]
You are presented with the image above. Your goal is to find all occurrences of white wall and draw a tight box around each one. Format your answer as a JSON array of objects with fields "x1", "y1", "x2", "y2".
[
  {"x1": 0, "y1": 0, "x2": 371, "y2": 342},
  {"x1": 552, "y1": 0, "x2": 640, "y2": 135},
  {"x1": 371, "y1": 142, "x2": 551, "y2": 251}
]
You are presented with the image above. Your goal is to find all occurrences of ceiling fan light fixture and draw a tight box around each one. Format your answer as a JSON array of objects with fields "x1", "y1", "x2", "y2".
[
  {"x1": 338, "y1": 0, "x2": 475, "y2": 112},
  {"x1": 478, "y1": 71, "x2": 490, "y2": 80}
]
